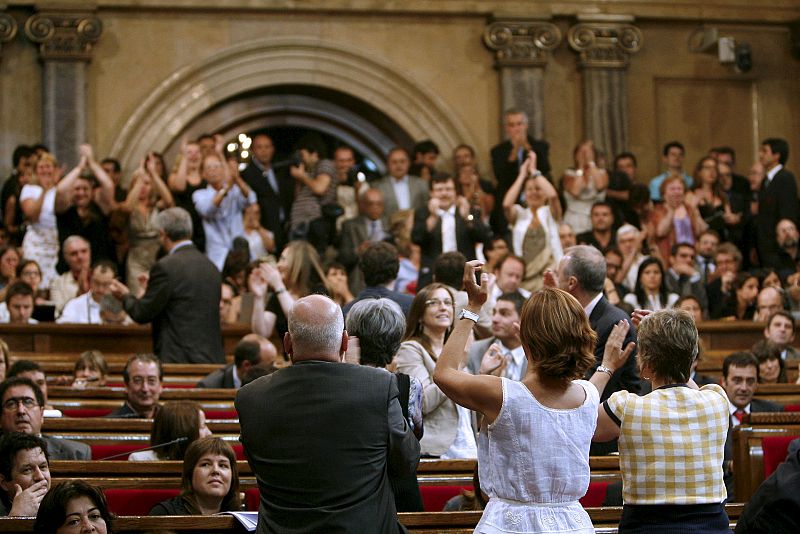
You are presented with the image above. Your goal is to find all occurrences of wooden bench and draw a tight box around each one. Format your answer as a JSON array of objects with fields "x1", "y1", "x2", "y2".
[{"x1": 732, "y1": 411, "x2": 800, "y2": 502}]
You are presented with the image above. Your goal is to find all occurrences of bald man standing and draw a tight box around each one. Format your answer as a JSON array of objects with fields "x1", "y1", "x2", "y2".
[{"x1": 236, "y1": 295, "x2": 419, "y2": 534}]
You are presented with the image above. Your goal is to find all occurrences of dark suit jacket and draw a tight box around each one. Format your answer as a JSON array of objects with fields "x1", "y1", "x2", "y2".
[
  {"x1": 122, "y1": 244, "x2": 224, "y2": 364},
  {"x1": 241, "y1": 162, "x2": 294, "y2": 253},
  {"x1": 337, "y1": 215, "x2": 389, "y2": 295},
  {"x1": 490, "y1": 136, "x2": 551, "y2": 232},
  {"x1": 342, "y1": 285, "x2": 414, "y2": 318},
  {"x1": 757, "y1": 167, "x2": 799, "y2": 266},
  {"x1": 411, "y1": 206, "x2": 492, "y2": 288},
  {"x1": 235, "y1": 360, "x2": 419, "y2": 534},
  {"x1": 196, "y1": 364, "x2": 236, "y2": 389},
  {"x1": 42, "y1": 435, "x2": 91, "y2": 460},
  {"x1": 587, "y1": 296, "x2": 641, "y2": 401}
]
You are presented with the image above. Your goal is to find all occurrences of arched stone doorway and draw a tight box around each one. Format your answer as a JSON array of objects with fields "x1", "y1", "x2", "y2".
[{"x1": 109, "y1": 36, "x2": 476, "y2": 174}]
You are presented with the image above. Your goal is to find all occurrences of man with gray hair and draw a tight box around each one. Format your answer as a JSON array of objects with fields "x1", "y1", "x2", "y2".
[
  {"x1": 554, "y1": 244, "x2": 642, "y2": 399},
  {"x1": 236, "y1": 294, "x2": 419, "y2": 533},
  {"x1": 110, "y1": 207, "x2": 224, "y2": 364},
  {"x1": 50, "y1": 235, "x2": 92, "y2": 315}
]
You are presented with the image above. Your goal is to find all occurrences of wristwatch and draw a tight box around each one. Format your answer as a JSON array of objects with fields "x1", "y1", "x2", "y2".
[
  {"x1": 596, "y1": 365, "x2": 615, "y2": 377},
  {"x1": 458, "y1": 308, "x2": 480, "y2": 323}
]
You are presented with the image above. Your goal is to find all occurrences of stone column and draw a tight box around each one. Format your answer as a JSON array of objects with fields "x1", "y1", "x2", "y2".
[
  {"x1": 483, "y1": 19, "x2": 561, "y2": 140},
  {"x1": 567, "y1": 16, "x2": 642, "y2": 159},
  {"x1": 0, "y1": 8, "x2": 17, "y2": 61},
  {"x1": 24, "y1": 9, "x2": 102, "y2": 167}
]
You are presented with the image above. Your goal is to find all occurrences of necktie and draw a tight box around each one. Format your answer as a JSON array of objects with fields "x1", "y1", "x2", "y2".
[
  {"x1": 369, "y1": 221, "x2": 381, "y2": 241},
  {"x1": 733, "y1": 410, "x2": 746, "y2": 423}
]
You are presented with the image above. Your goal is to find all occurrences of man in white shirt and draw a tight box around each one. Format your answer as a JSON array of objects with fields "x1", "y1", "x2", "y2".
[
  {"x1": 57, "y1": 261, "x2": 127, "y2": 324},
  {"x1": 49, "y1": 236, "x2": 91, "y2": 315},
  {"x1": 468, "y1": 292, "x2": 526, "y2": 380},
  {"x1": 3, "y1": 282, "x2": 38, "y2": 325}
]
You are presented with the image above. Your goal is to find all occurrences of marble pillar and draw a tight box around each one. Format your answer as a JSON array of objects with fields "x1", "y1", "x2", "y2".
[
  {"x1": 567, "y1": 16, "x2": 642, "y2": 158},
  {"x1": 483, "y1": 19, "x2": 561, "y2": 141},
  {"x1": 24, "y1": 9, "x2": 102, "y2": 167}
]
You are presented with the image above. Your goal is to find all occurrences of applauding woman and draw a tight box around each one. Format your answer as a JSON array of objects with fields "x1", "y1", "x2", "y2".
[{"x1": 433, "y1": 261, "x2": 632, "y2": 533}]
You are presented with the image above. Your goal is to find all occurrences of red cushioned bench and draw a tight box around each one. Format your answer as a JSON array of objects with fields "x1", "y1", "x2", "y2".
[{"x1": 761, "y1": 434, "x2": 800, "y2": 478}]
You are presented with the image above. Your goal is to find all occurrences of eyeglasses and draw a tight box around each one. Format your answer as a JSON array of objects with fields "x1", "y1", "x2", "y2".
[
  {"x1": 2, "y1": 397, "x2": 39, "y2": 411},
  {"x1": 425, "y1": 298, "x2": 453, "y2": 308}
]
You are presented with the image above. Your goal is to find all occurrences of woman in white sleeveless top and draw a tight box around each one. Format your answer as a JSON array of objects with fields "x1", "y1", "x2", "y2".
[{"x1": 434, "y1": 261, "x2": 634, "y2": 534}]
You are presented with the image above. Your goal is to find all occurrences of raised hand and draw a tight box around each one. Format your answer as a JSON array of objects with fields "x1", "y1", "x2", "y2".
[
  {"x1": 543, "y1": 269, "x2": 558, "y2": 289},
  {"x1": 601, "y1": 319, "x2": 636, "y2": 372},
  {"x1": 259, "y1": 262, "x2": 284, "y2": 291},
  {"x1": 248, "y1": 266, "x2": 267, "y2": 298},
  {"x1": 10, "y1": 480, "x2": 48, "y2": 517},
  {"x1": 479, "y1": 343, "x2": 506, "y2": 375},
  {"x1": 631, "y1": 308, "x2": 652, "y2": 328},
  {"x1": 462, "y1": 260, "x2": 488, "y2": 309}
]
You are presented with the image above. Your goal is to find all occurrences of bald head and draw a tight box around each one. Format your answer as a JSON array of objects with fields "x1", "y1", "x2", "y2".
[
  {"x1": 242, "y1": 333, "x2": 278, "y2": 366},
  {"x1": 286, "y1": 295, "x2": 346, "y2": 362}
]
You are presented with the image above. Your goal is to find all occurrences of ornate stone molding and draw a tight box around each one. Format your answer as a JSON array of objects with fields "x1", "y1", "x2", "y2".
[
  {"x1": 24, "y1": 11, "x2": 102, "y2": 61},
  {"x1": 483, "y1": 19, "x2": 561, "y2": 67},
  {"x1": 567, "y1": 19, "x2": 642, "y2": 68},
  {"x1": 0, "y1": 10, "x2": 18, "y2": 57}
]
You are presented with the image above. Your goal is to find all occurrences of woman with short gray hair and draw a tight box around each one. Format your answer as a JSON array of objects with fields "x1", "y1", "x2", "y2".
[
  {"x1": 594, "y1": 308, "x2": 729, "y2": 532},
  {"x1": 346, "y1": 298, "x2": 423, "y2": 512}
]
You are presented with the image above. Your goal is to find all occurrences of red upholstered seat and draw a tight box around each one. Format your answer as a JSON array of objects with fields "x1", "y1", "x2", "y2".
[
  {"x1": 579, "y1": 481, "x2": 610, "y2": 507},
  {"x1": 244, "y1": 488, "x2": 260, "y2": 511},
  {"x1": 762, "y1": 435, "x2": 800, "y2": 478},
  {"x1": 91, "y1": 444, "x2": 143, "y2": 461},
  {"x1": 420, "y1": 485, "x2": 473, "y2": 511},
  {"x1": 232, "y1": 443, "x2": 245, "y2": 460},
  {"x1": 62, "y1": 408, "x2": 113, "y2": 418},
  {"x1": 784, "y1": 404, "x2": 800, "y2": 412},
  {"x1": 104, "y1": 489, "x2": 180, "y2": 516},
  {"x1": 204, "y1": 410, "x2": 239, "y2": 420}
]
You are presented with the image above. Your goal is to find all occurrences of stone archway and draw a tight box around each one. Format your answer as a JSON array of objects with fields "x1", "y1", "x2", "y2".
[{"x1": 109, "y1": 36, "x2": 476, "y2": 172}]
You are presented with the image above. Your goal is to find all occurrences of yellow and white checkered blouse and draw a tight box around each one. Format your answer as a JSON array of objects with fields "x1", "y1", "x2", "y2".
[{"x1": 604, "y1": 384, "x2": 729, "y2": 505}]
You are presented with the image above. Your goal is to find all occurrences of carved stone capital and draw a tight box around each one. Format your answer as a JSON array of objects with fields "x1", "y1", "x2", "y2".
[
  {"x1": 567, "y1": 20, "x2": 642, "y2": 68},
  {"x1": 483, "y1": 19, "x2": 562, "y2": 68},
  {"x1": 24, "y1": 11, "x2": 102, "y2": 61},
  {"x1": 0, "y1": 11, "x2": 18, "y2": 50}
]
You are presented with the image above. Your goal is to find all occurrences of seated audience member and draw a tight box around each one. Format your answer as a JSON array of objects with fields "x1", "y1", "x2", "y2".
[
  {"x1": 0, "y1": 246, "x2": 20, "y2": 292},
  {"x1": 596, "y1": 309, "x2": 729, "y2": 532},
  {"x1": 672, "y1": 295, "x2": 716, "y2": 385},
  {"x1": 34, "y1": 480, "x2": 112, "y2": 534},
  {"x1": 772, "y1": 218, "x2": 800, "y2": 281},
  {"x1": 50, "y1": 236, "x2": 91, "y2": 315},
  {"x1": 240, "y1": 364, "x2": 276, "y2": 387},
  {"x1": 0, "y1": 378, "x2": 90, "y2": 460},
  {"x1": 603, "y1": 247, "x2": 628, "y2": 309},
  {"x1": 443, "y1": 467, "x2": 486, "y2": 512},
  {"x1": 755, "y1": 286, "x2": 786, "y2": 322},
  {"x1": 623, "y1": 257, "x2": 679, "y2": 311},
  {"x1": 706, "y1": 242, "x2": 740, "y2": 317},
  {"x1": 0, "y1": 432, "x2": 50, "y2": 517},
  {"x1": 2, "y1": 281, "x2": 37, "y2": 324},
  {"x1": 341, "y1": 241, "x2": 413, "y2": 318},
  {"x1": 751, "y1": 339, "x2": 787, "y2": 384},
  {"x1": 576, "y1": 201, "x2": 616, "y2": 254},
  {"x1": 197, "y1": 337, "x2": 275, "y2": 389},
  {"x1": 614, "y1": 224, "x2": 646, "y2": 292},
  {"x1": 665, "y1": 242, "x2": 708, "y2": 316},
  {"x1": 72, "y1": 350, "x2": 108, "y2": 389},
  {"x1": 7, "y1": 360, "x2": 60, "y2": 416},
  {"x1": 734, "y1": 438, "x2": 800, "y2": 534},
  {"x1": 558, "y1": 223, "x2": 577, "y2": 252},
  {"x1": 150, "y1": 436, "x2": 241, "y2": 516},
  {"x1": 763, "y1": 310, "x2": 799, "y2": 362},
  {"x1": 15, "y1": 259, "x2": 50, "y2": 309},
  {"x1": 249, "y1": 240, "x2": 329, "y2": 345},
  {"x1": 337, "y1": 187, "x2": 389, "y2": 294},
  {"x1": 57, "y1": 261, "x2": 127, "y2": 324},
  {"x1": 434, "y1": 264, "x2": 627, "y2": 533},
  {"x1": 325, "y1": 262, "x2": 354, "y2": 308},
  {"x1": 395, "y1": 283, "x2": 473, "y2": 459},
  {"x1": 107, "y1": 354, "x2": 162, "y2": 419},
  {"x1": 468, "y1": 292, "x2": 526, "y2": 381},
  {"x1": 481, "y1": 235, "x2": 510, "y2": 275},
  {"x1": 346, "y1": 298, "x2": 424, "y2": 512},
  {"x1": 129, "y1": 401, "x2": 212, "y2": 461},
  {"x1": 712, "y1": 271, "x2": 760, "y2": 321},
  {"x1": 695, "y1": 229, "x2": 719, "y2": 283}
]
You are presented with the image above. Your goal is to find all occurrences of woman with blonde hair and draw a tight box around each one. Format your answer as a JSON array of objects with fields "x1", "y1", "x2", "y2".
[
  {"x1": 249, "y1": 240, "x2": 331, "y2": 346},
  {"x1": 19, "y1": 151, "x2": 61, "y2": 285},
  {"x1": 434, "y1": 261, "x2": 632, "y2": 533}
]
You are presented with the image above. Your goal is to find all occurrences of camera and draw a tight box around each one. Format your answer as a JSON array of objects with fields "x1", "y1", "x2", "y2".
[{"x1": 735, "y1": 42, "x2": 752, "y2": 73}]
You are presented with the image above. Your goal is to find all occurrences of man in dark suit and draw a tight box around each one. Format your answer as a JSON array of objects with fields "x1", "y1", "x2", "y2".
[
  {"x1": 342, "y1": 241, "x2": 413, "y2": 318},
  {"x1": 338, "y1": 188, "x2": 390, "y2": 295},
  {"x1": 757, "y1": 137, "x2": 799, "y2": 267},
  {"x1": 236, "y1": 295, "x2": 419, "y2": 534},
  {"x1": 110, "y1": 207, "x2": 224, "y2": 364},
  {"x1": 467, "y1": 292, "x2": 527, "y2": 381},
  {"x1": 107, "y1": 355, "x2": 163, "y2": 418},
  {"x1": 241, "y1": 134, "x2": 294, "y2": 253},
  {"x1": 721, "y1": 351, "x2": 783, "y2": 500},
  {"x1": 0, "y1": 378, "x2": 90, "y2": 461},
  {"x1": 373, "y1": 147, "x2": 429, "y2": 219},
  {"x1": 490, "y1": 109, "x2": 551, "y2": 234},
  {"x1": 197, "y1": 335, "x2": 276, "y2": 389},
  {"x1": 412, "y1": 175, "x2": 492, "y2": 289}
]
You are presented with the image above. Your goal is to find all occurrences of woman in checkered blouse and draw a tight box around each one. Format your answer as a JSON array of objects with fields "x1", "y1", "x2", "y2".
[{"x1": 594, "y1": 308, "x2": 730, "y2": 533}]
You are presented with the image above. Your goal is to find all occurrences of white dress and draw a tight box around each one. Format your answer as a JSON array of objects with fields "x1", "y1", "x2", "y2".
[
  {"x1": 20, "y1": 185, "x2": 59, "y2": 287},
  {"x1": 510, "y1": 205, "x2": 563, "y2": 262},
  {"x1": 475, "y1": 378, "x2": 598, "y2": 534}
]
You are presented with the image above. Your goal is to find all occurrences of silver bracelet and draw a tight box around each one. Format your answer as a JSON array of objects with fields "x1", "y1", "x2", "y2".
[{"x1": 596, "y1": 365, "x2": 614, "y2": 377}]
